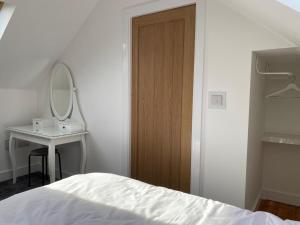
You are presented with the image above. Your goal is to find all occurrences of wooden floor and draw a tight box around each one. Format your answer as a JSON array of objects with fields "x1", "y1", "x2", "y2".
[{"x1": 257, "y1": 200, "x2": 300, "y2": 221}]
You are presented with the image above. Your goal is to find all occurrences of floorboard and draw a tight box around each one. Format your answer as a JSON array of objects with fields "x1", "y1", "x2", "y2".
[
  {"x1": 0, "y1": 173, "x2": 48, "y2": 201},
  {"x1": 257, "y1": 199, "x2": 300, "y2": 221}
]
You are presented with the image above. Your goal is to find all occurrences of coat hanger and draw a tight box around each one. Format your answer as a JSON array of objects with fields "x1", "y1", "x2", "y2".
[{"x1": 266, "y1": 76, "x2": 300, "y2": 99}]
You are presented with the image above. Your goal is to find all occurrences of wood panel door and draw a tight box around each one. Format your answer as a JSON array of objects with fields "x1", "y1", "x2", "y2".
[{"x1": 131, "y1": 5, "x2": 195, "y2": 192}]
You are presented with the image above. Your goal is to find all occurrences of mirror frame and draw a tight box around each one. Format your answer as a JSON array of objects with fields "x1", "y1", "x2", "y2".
[{"x1": 50, "y1": 63, "x2": 74, "y2": 121}]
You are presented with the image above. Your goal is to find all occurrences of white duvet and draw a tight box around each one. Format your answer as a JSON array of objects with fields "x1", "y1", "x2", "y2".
[{"x1": 0, "y1": 173, "x2": 298, "y2": 225}]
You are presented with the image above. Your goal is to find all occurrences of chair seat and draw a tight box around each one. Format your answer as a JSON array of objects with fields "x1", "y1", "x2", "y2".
[
  {"x1": 30, "y1": 148, "x2": 58, "y2": 156},
  {"x1": 28, "y1": 148, "x2": 62, "y2": 187}
]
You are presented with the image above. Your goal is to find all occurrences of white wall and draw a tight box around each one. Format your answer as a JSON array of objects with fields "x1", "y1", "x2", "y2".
[
  {"x1": 221, "y1": 0, "x2": 300, "y2": 46},
  {"x1": 0, "y1": 0, "x2": 99, "y2": 89},
  {"x1": 244, "y1": 55, "x2": 266, "y2": 210},
  {"x1": 262, "y1": 143, "x2": 300, "y2": 206},
  {"x1": 37, "y1": 0, "x2": 156, "y2": 176},
  {"x1": 36, "y1": 0, "x2": 295, "y2": 208},
  {"x1": 0, "y1": 89, "x2": 38, "y2": 181},
  {"x1": 201, "y1": 0, "x2": 293, "y2": 208}
]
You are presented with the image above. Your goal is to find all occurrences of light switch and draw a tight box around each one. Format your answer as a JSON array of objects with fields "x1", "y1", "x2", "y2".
[{"x1": 208, "y1": 91, "x2": 226, "y2": 109}]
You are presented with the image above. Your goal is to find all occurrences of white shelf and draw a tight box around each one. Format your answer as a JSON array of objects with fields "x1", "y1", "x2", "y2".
[{"x1": 262, "y1": 132, "x2": 300, "y2": 145}]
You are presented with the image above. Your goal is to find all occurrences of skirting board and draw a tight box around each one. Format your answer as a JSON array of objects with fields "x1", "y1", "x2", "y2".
[
  {"x1": 251, "y1": 189, "x2": 262, "y2": 211},
  {"x1": 262, "y1": 188, "x2": 300, "y2": 207},
  {"x1": 59, "y1": 170, "x2": 74, "y2": 178},
  {"x1": 0, "y1": 165, "x2": 76, "y2": 183},
  {"x1": 0, "y1": 164, "x2": 40, "y2": 183}
]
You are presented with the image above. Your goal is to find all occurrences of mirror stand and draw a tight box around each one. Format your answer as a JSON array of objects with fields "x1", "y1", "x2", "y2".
[
  {"x1": 48, "y1": 63, "x2": 86, "y2": 133},
  {"x1": 71, "y1": 87, "x2": 86, "y2": 131},
  {"x1": 53, "y1": 88, "x2": 86, "y2": 133}
]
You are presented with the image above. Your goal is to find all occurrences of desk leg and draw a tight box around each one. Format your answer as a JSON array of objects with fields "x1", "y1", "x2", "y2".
[
  {"x1": 9, "y1": 136, "x2": 17, "y2": 184},
  {"x1": 80, "y1": 135, "x2": 87, "y2": 174},
  {"x1": 48, "y1": 143, "x2": 56, "y2": 183}
]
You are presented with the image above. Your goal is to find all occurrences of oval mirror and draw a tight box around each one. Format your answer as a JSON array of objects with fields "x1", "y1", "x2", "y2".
[{"x1": 50, "y1": 63, "x2": 74, "y2": 121}]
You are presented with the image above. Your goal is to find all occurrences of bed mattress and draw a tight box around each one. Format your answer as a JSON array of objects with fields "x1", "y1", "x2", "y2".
[{"x1": 0, "y1": 173, "x2": 298, "y2": 225}]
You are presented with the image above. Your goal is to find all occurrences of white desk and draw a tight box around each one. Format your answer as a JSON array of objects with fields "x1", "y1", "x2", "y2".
[{"x1": 7, "y1": 126, "x2": 88, "y2": 184}]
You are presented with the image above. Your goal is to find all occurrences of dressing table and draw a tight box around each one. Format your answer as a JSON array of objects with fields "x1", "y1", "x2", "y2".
[{"x1": 7, "y1": 63, "x2": 87, "y2": 184}]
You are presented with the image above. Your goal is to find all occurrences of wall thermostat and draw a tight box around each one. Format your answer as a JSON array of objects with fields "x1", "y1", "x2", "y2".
[{"x1": 208, "y1": 91, "x2": 227, "y2": 109}]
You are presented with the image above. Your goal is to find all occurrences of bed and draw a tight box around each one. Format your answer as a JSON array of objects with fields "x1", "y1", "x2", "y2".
[{"x1": 0, "y1": 173, "x2": 298, "y2": 225}]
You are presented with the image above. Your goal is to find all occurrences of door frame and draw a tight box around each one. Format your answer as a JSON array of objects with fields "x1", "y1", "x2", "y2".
[{"x1": 122, "y1": 0, "x2": 207, "y2": 196}]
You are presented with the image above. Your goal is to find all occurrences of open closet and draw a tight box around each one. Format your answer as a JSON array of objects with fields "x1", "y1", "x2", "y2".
[{"x1": 246, "y1": 47, "x2": 300, "y2": 209}]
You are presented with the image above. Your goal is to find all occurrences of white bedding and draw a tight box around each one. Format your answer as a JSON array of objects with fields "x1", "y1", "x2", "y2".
[{"x1": 0, "y1": 173, "x2": 298, "y2": 225}]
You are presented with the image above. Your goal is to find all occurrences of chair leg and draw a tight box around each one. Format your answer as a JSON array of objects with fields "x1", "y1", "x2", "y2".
[
  {"x1": 28, "y1": 155, "x2": 31, "y2": 187},
  {"x1": 42, "y1": 156, "x2": 45, "y2": 185},
  {"x1": 57, "y1": 152, "x2": 62, "y2": 180},
  {"x1": 45, "y1": 156, "x2": 48, "y2": 179}
]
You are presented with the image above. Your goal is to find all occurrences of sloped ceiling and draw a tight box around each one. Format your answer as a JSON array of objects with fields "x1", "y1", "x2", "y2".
[
  {"x1": 222, "y1": 0, "x2": 300, "y2": 46},
  {"x1": 0, "y1": 0, "x2": 298, "y2": 89},
  {"x1": 256, "y1": 47, "x2": 300, "y2": 64},
  {"x1": 0, "y1": 0, "x2": 99, "y2": 88}
]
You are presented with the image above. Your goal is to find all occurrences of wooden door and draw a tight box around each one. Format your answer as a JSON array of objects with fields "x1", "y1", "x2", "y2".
[{"x1": 131, "y1": 5, "x2": 195, "y2": 192}]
